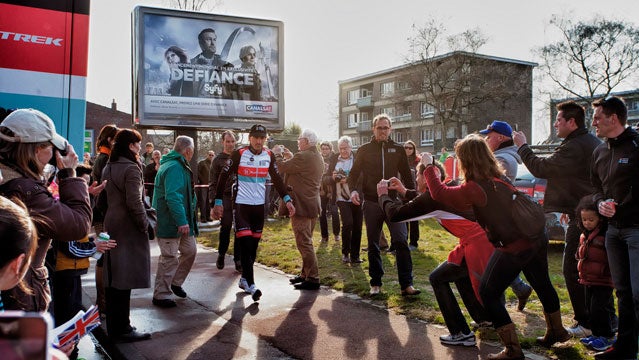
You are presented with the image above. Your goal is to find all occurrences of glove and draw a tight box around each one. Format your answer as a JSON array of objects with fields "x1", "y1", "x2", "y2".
[{"x1": 420, "y1": 152, "x2": 433, "y2": 166}]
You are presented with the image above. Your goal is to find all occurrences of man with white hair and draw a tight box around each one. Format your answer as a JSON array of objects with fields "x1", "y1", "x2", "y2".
[{"x1": 276, "y1": 129, "x2": 325, "y2": 290}]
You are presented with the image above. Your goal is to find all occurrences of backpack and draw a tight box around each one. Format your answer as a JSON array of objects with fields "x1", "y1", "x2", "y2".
[{"x1": 494, "y1": 178, "x2": 546, "y2": 240}]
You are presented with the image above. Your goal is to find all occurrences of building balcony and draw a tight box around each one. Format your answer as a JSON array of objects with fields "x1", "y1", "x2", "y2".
[
  {"x1": 394, "y1": 114, "x2": 412, "y2": 122},
  {"x1": 358, "y1": 120, "x2": 372, "y2": 132},
  {"x1": 356, "y1": 96, "x2": 373, "y2": 109}
]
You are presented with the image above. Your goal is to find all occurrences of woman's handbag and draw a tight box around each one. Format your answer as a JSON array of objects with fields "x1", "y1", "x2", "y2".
[
  {"x1": 494, "y1": 178, "x2": 546, "y2": 239},
  {"x1": 144, "y1": 199, "x2": 158, "y2": 240}
]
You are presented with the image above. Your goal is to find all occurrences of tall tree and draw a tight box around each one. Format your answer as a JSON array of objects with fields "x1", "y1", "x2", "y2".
[
  {"x1": 399, "y1": 19, "x2": 529, "y2": 149},
  {"x1": 165, "y1": 0, "x2": 221, "y2": 11},
  {"x1": 537, "y1": 16, "x2": 639, "y2": 104}
]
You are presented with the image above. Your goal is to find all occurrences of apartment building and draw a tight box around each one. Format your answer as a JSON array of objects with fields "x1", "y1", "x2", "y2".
[{"x1": 338, "y1": 51, "x2": 536, "y2": 152}]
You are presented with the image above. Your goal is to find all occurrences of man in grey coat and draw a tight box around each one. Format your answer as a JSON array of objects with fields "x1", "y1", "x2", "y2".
[{"x1": 275, "y1": 128, "x2": 325, "y2": 290}]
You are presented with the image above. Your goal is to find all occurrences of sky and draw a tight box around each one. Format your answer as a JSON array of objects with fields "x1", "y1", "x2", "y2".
[{"x1": 86, "y1": 0, "x2": 638, "y2": 143}]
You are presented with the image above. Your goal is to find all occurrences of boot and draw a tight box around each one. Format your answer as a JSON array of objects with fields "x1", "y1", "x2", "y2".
[
  {"x1": 487, "y1": 323, "x2": 524, "y2": 360},
  {"x1": 536, "y1": 310, "x2": 570, "y2": 347}
]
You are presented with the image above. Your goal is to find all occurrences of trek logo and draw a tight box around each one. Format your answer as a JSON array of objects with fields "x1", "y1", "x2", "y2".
[
  {"x1": 0, "y1": 31, "x2": 63, "y2": 46},
  {"x1": 246, "y1": 104, "x2": 273, "y2": 113}
]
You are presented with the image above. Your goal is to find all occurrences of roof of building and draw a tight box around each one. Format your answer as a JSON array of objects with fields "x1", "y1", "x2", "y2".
[{"x1": 338, "y1": 51, "x2": 538, "y2": 85}]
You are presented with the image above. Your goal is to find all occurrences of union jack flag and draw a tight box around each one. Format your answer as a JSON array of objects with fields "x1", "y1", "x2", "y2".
[{"x1": 57, "y1": 305, "x2": 101, "y2": 347}]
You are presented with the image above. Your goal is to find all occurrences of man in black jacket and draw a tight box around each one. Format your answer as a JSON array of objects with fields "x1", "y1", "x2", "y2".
[
  {"x1": 590, "y1": 96, "x2": 639, "y2": 360},
  {"x1": 208, "y1": 131, "x2": 239, "y2": 271},
  {"x1": 513, "y1": 101, "x2": 601, "y2": 338},
  {"x1": 348, "y1": 114, "x2": 419, "y2": 296}
]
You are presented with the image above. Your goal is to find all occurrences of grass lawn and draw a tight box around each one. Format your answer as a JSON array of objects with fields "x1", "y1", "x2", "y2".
[{"x1": 199, "y1": 217, "x2": 596, "y2": 359}]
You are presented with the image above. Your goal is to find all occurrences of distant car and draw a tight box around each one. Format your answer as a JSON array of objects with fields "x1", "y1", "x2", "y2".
[{"x1": 514, "y1": 164, "x2": 567, "y2": 241}]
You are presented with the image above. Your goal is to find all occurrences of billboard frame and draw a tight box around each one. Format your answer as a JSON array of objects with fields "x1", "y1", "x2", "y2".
[{"x1": 132, "y1": 6, "x2": 284, "y2": 132}]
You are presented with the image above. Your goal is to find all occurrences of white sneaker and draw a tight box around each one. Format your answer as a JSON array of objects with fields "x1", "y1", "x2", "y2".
[
  {"x1": 439, "y1": 332, "x2": 476, "y2": 346},
  {"x1": 370, "y1": 286, "x2": 381, "y2": 295},
  {"x1": 566, "y1": 323, "x2": 592, "y2": 338},
  {"x1": 249, "y1": 284, "x2": 262, "y2": 301},
  {"x1": 238, "y1": 278, "x2": 250, "y2": 293}
]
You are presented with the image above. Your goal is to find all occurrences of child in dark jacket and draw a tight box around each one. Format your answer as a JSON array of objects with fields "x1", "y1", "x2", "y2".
[{"x1": 575, "y1": 196, "x2": 616, "y2": 351}]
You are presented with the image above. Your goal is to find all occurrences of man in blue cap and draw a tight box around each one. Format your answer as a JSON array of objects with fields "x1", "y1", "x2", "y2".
[{"x1": 480, "y1": 120, "x2": 534, "y2": 312}]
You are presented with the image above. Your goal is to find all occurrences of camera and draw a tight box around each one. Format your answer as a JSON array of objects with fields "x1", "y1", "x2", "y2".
[
  {"x1": 334, "y1": 169, "x2": 346, "y2": 182},
  {"x1": 47, "y1": 144, "x2": 68, "y2": 167}
]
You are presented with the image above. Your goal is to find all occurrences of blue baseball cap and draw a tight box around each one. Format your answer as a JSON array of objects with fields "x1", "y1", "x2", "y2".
[{"x1": 479, "y1": 120, "x2": 513, "y2": 138}]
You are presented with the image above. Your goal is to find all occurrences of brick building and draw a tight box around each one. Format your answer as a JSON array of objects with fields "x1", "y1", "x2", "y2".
[{"x1": 338, "y1": 51, "x2": 536, "y2": 153}]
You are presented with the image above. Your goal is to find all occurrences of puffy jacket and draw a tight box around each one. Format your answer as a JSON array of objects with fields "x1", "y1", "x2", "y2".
[
  {"x1": 348, "y1": 138, "x2": 415, "y2": 202},
  {"x1": 153, "y1": 150, "x2": 198, "y2": 238},
  {"x1": 518, "y1": 127, "x2": 601, "y2": 213},
  {"x1": 576, "y1": 225, "x2": 613, "y2": 287},
  {"x1": 591, "y1": 127, "x2": 639, "y2": 227}
]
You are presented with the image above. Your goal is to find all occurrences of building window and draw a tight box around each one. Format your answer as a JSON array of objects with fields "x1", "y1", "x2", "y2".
[
  {"x1": 435, "y1": 126, "x2": 442, "y2": 140},
  {"x1": 394, "y1": 132, "x2": 404, "y2": 143},
  {"x1": 347, "y1": 89, "x2": 359, "y2": 105},
  {"x1": 397, "y1": 81, "x2": 411, "y2": 91},
  {"x1": 380, "y1": 82, "x2": 394, "y2": 97},
  {"x1": 446, "y1": 126, "x2": 456, "y2": 139},
  {"x1": 420, "y1": 128, "x2": 434, "y2": 146},
  {"x1": 461, "y1": 124, "x2": 468, "y2": 137},
  {"x1": 421, "y1": 102, "x2": 434, "y2": 117},
  {"x1": 360, "y1": 112, "x2": 369, "y2": 122},
  {"x1": 382, "y1": 107, "x2": 395, "y2": 117},
  {"x1": 347, "y1": 113, "x2": 358, "y2": 128}
]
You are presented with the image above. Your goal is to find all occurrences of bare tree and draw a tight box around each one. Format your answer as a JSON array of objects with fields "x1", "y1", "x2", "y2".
[
  {"x1": 399, "y1": 19, "x2": 530, "y2": 149},
  {"x1": 536, "y1": 16, "x2": 639, "y2": 105},
  {"x1": 165, "y1": 0, "x2": 222, "y2": 11}
]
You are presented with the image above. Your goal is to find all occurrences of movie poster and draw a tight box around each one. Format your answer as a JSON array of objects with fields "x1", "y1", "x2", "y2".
[{"x1": 133, "y1": 7, "x2": 283, "y2": 130}]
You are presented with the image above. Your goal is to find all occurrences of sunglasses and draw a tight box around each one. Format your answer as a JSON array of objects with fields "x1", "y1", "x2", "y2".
[{"x1": 404, "y1": 146, "x2": 414, "y2": 150}]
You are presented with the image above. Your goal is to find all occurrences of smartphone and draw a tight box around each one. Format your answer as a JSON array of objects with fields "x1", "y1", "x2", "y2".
[
  {"x1": 514, "y1": 124, "x2": 519, "y2": 131},
  {"x1": 0, "y1": 311, "x2": 50, "y2": 360}
]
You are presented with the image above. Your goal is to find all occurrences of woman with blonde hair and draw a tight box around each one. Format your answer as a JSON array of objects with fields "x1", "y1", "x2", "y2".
[{"x1": 422, "y1": 134, "x2": 569, "y2": 359}]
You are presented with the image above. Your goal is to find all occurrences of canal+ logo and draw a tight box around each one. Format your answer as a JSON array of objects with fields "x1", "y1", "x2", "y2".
[{"x1": 246, "y1": 104, "x2": 273, "y2": 113}]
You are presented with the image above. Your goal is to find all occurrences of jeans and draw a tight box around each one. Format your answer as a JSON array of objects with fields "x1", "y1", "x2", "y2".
[
  {"x1": 564, "y1": 217, "x2": 589, "y2": 327},
  {"x1": 429, "y1": 260, "x2": 490, "y2": 334},
  {"x1": 320, "y1": 195, "x2": 340, "y2": 238},
  {"x1": 480, "y1": 234, "x2": 560, "y2": 328},
  {"x1": 408, "y1": 220, "x2": 419, "y2": 247},
  {"x1": 604, "y1": 225, "x2": 639, "y2": 356},
  {"x1": 585, "y1": 285, "x2": 616, "y2": 338},
  {"x1": 363, "y1": 200, "x2": 413, "y2": 289},
  {"x1": 196, "y1": 186, "x2": 210, "y2": 222},
  {"x1": 218, "y1": 195, "x2": 238, "y2": 262},
  {"x1": 337, "y1": 201, "x2": 363, "y2": 260}
]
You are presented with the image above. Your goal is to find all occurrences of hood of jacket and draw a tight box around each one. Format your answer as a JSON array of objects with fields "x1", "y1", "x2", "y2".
[
  {"x1": 494, "y1": 145, "x2": 522, "y2": 164},
  {"x1": 0, "y1": 162, "x2": 25, "y2": 185}
]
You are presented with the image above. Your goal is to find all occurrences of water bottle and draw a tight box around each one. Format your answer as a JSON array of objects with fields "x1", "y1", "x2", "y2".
[{"x1": 92, "y1": 232, "x2": 110, "y2": 259}]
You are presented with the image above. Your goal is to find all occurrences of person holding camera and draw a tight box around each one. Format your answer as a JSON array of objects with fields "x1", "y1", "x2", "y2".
[
  {"x1": 327, "y1": 136, "x2": 363, "y2": 263},
  {"x1": 0, "y1": 109, "x2": 92, "y2": 312}
]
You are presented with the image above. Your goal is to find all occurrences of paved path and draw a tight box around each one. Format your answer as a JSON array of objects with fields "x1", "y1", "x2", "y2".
[{"x1": 79, "y1": 240, "x2": 548, "y2": 360}]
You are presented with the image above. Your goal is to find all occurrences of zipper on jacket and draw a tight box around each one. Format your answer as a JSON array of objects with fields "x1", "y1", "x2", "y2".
[{"x1": 381, "y1": 141, "x2": 385, "y2": 179}]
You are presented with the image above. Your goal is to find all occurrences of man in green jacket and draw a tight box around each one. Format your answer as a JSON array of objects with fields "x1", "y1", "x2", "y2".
[{"x1": 151, "y1": 136, "x2": 199, "y2": 308}]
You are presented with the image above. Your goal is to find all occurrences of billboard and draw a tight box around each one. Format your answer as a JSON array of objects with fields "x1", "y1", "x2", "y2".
[{"x1": 133, "y1": 6, "x2": 284, "y2": 132}]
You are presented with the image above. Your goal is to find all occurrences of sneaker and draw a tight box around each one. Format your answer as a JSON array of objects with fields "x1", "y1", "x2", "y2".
[
  {"x1": 370, "y1": 286, "x2": 381, "y2": 295},
  {"x1": 335, "y1": 235, "x2": 340, "y2": 242},
  {"x1": 439, "y1": 332, "x2": 476, "y2": 347},
  {"x1": 470, "y1": 320, "x2": 493, "y2": 331},
  {"x1": 589, "y1": 336, "x2": 615, "y2": 352},
  {"x1": 566, "y1": 323, "x2": 592, "y2": 338},
  {"x1": 580, "y1": 335, "x2": 597, "y2": 345},
  {"x1": 408, "y1": 244, "x2": 418, "y2": 251},
  {"x1": 342, "y1": 255, "x2": 351, "y2": 263},
  {"x1": 321, "y1": 237, "x2": 329, "y2": 242},
  {"x1": 238, "y1": 278, "x2": 251, "y2": 293},
  {"x1": 249, "y1": 285, "x2": 262, "y2": 301},
  {"x1": 170, "y1": 285, "x2": 187, "y2": 298}
]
